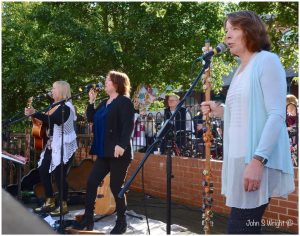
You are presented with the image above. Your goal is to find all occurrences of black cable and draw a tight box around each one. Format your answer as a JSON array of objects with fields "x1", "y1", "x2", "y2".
[{"x1": 141, "y1": 166, "x2": 151, "y2": 234}]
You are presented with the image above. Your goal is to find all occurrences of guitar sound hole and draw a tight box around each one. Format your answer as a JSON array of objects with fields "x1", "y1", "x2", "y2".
[{"x1": 97, "y1": 194, "x2": 104, "y2": 198}]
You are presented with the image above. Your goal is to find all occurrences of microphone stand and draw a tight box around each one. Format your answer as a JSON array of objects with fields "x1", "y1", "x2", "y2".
[
  {"x1": 119, "y1": 57, "x2": 213, "y2": 234},
  {"x1": 57, "y1": 100, "x2": 65, "y2": 234},
  {"x1": 45, "y1": 91, "x2": 85, "y2": 234},
  {"x1": 2, "y1": 110, "x2": 24, "y2": 127},
  {"x1": 165, "y1": 132, "x2": 175, "y2": 234}
]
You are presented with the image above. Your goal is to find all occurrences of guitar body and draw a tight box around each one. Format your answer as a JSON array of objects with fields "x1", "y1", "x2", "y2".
[
  {"x1": 33, "y1": 137, "x2": 45, "y2": 151},
  {"x1": 27, "y1": 96, "x2": 47, "y2": 151},
  {"x1": 94, "y1": 175, "x2": 116, "y2": 215},
  {"x1": 31, "y1": 118, "x2": 47, "y2": 151},
  {"x1": 33, "y1": 158, "x2": 94, "y2": 199},
  {"x1": 67, "y1": 159, "x2": 94, "y2": 192}
]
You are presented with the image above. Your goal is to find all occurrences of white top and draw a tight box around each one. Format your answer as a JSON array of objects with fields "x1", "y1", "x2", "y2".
[
  {"x1": 227, "y1": 71, "x2": 250, "y2": 159},
  {"x1": 38, "y1": 101, "x2": 78, "y2": 173},
  {"x1": 224, "y1": 56, "x2": 294, "y2": 209}
]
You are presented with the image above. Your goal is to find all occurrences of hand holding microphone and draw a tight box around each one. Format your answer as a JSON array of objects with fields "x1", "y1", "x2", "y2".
[
  {"x1": 81, "y1": 76, "x2": 105, "y2": 104},
  {"x1": 84, "y1": 81, "x2": 104, "y2": 93},
  {"x1": 89, "y1": 89, "x2": 98, "y2": 104}
]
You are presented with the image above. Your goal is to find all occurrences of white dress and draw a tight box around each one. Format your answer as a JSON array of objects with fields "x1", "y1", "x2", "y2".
[{"x1": 224, "y1": 57, "x2": 294, "y2": 209}]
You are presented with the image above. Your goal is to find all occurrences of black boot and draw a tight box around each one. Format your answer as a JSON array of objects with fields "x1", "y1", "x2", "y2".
[
  {"x1": 72, "y1": 214, "x2": 94, "y2": 231},
  {"x1": 110, "y1": 215, "x2": 127, "y2": 234}
]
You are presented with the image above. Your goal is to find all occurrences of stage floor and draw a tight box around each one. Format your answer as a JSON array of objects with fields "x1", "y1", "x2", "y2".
[{"x1": 23, "y1": 190, "x2": 295, "y2": 234}]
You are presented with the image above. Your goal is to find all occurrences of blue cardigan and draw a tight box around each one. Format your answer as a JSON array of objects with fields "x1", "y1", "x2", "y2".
[{"x1": 222, "y1": 51, "x2": 294, "y2": 186}]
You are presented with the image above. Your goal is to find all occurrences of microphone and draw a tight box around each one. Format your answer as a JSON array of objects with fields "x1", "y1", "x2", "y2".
[
  {"x1": 82, "y1": 82, "x2": 104, "y2": 92},
  {"x1": 196, "y1": 43, "x2": 227, "y2": 62},
  {"x1": 35, "y1": 91, "x2": 52, "y2": 100},
  {"x1": 46, "y1": 91, "x2": 52, "y2": 97}
]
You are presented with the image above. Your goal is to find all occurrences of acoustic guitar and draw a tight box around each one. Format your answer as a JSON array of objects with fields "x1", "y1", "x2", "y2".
[
  {"x1": 94, "y1": 174, "x2": 116, "y2": 215},
  {"x1": 27, "y1": 97, "x2": 47, "y2": 151},
  {"x1": 74, "y1": 174, "x2": 117, "y2": 220}
]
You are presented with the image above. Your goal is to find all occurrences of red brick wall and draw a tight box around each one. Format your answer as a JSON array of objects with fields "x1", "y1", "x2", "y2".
[{"x1": 127, "y1": 152, "x2": 298, "y2": 233}]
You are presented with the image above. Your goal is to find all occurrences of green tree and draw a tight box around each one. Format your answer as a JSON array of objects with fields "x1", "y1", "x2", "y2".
[
  {"x1": 2, "y1": 2, "x2": 298, "y2": 128},
  {"x1": 236, "y1": 1, "x2": 298, "y2": 71}
]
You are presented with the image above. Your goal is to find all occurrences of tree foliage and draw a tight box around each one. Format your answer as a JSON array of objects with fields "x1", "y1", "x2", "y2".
[{"x1": 2, "y1": 2, "x2": 298, "y2": 125}]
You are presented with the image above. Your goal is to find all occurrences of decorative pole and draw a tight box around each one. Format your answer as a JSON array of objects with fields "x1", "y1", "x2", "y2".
[{"x1": 201, "y1": 39, "x2": 214, "y2": 234}]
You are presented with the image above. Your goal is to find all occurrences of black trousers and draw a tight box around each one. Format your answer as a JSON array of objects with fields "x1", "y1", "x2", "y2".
[
  {"x1": 39, "y1": 148, "x2": 73, "y2": 201},
  {"x1": 84, "y1": 157, "x2": 131, "y2": 217},
  {"x1": 227, "y1": 201, "x2": 269, "y2": 234}
]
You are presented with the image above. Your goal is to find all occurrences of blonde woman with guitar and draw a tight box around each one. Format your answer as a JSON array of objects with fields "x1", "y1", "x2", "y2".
[{"x1": 24, "y1": 81, "x2": 77, "y2": 216}]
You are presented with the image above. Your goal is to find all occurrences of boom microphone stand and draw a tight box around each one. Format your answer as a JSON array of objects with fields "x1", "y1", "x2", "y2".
[
  {"x1": 56, "y1": 99, "x2": 65, "y2": 233},
  {"x1": 46, "y1": 92, "x2": 85, "y2": 233},
  {"x1": 165, "y1": 131, "x2": 176, "y2": 234},
  {"x1": 119, "y1": 57, "x2": 214, "y2": 234}
]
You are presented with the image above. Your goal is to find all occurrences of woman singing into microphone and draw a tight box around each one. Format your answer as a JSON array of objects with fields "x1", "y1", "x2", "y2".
[
  {"x1": 24, "y1": 81, "x2": 77, "y2": 216},
  {"x1": 201, "y1": 11, "x2": 294, "y2": 234},
  {"x1": 73, "y1": 70, "x2": 134, "y2": 234}
]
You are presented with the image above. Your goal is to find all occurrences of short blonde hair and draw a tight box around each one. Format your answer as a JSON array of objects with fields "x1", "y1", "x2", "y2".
[
  {"x1": 54, "y1": 81, "x2": 71, "y2": 100},
  {"x1": 286, "y1": 94, "x2": 298, "y2": 106},
  {"x1": 167, "y1": 93, "x2": 180, "y2": 101}
]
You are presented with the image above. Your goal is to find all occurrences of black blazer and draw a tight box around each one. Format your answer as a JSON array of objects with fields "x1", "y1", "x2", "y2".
[{"x1": 86, "y1": 95, "x2": 134, "y2": 159}]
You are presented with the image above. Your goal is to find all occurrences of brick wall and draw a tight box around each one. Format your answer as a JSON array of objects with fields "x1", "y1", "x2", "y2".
[{"x1": 127, "y1": 152, "x2": 298, "y2": 233}]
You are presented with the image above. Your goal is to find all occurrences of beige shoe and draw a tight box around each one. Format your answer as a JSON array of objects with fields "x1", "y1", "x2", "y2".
[
  {"x1": 50, "y1": 201, "x2": 69, "y2": 216},
  {"x1": 34, "y1": 197, "x2": 56, "y2": 213}
]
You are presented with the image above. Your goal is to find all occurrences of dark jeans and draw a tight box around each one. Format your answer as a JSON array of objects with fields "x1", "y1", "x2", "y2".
[
  {"x1": 228, "y1": 201, "x2": 269, "y2": 234},
  {"x1": 39, "y1": 148, "x2": 73, "y2": 201},
  {"x1": 84, "y1": 157, "x2": 131, "y2": 217}
]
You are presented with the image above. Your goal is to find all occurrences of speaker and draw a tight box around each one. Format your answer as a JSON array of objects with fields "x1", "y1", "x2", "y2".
[{"x1": 2, "y1": 189, "x2": 55, "y2": 234}]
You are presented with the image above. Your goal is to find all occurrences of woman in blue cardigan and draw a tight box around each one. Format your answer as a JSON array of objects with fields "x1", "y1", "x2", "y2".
[
  {"x1": 201, "y1": 11, "x2": 294, "y2": 234},
  {"x1": 74, "y1": 71, "x2": 134, "y2": 234}
]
